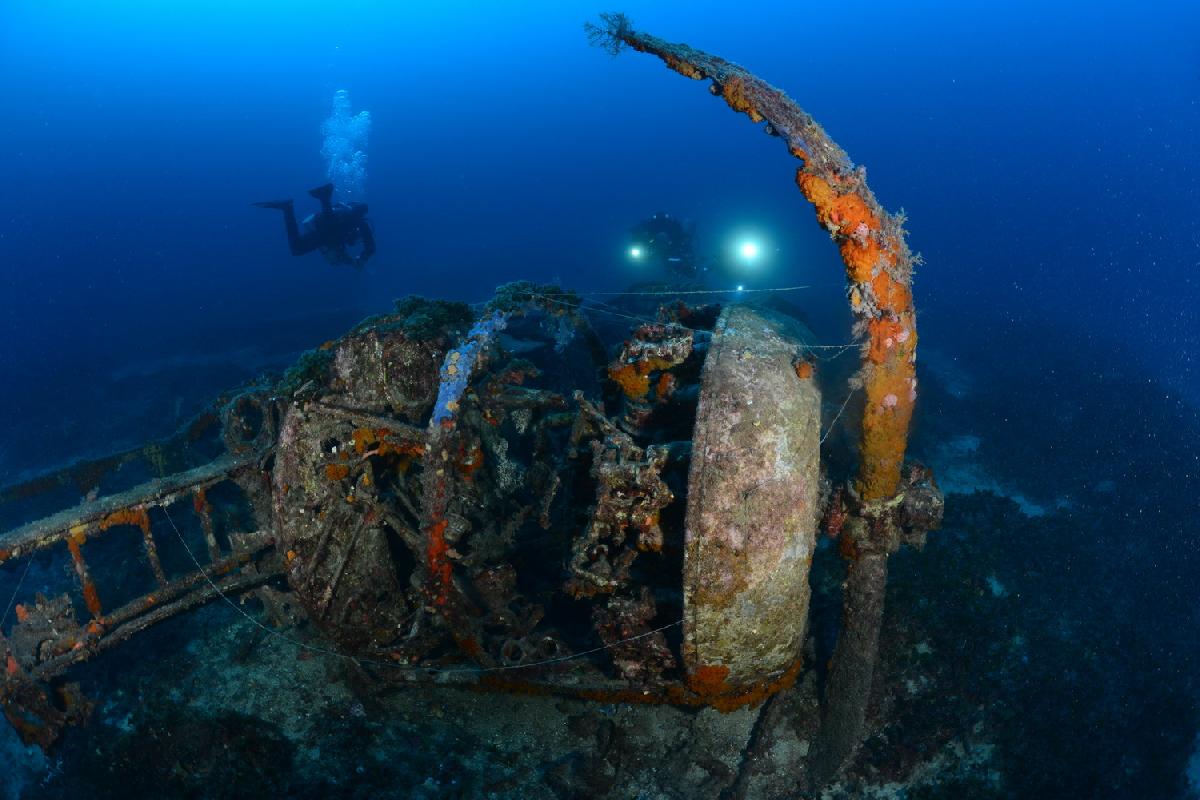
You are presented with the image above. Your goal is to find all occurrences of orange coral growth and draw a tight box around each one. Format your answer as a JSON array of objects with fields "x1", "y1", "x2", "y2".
[
  {"x1": 794, "y1": 361, "x2": 814, "y2": 380},
  {"x1": 798, "y1": 171, "x2": 889, "y2": 282},
  {"x1": 458, "y1": 444, "x2": 485, "y2": 481},
  {"x1": 636, "y1": 510, "x2": 663, "y2": 551},
  {"x1": 870, "y1": 270, "x2": 911, "y2": 312},
  {"x1": 687, "y1": 664, "x2": 732, "y2": 697},
  {"x1": 797, "y1": 171, "x2": 836, "y2": 210},
  {"x1": 325, "y1": 463, "x2": 350, "y2": 481},
  {"x1": 858, "y1": 361, "x2": 916, "y2": 501},
  {"x1": 67, "y1": 535, "x2": 104, "y2": 618},
  {"x1": 839, "y1": 237, "x2": 884, "y2": 283},
  {"x1": 5, "y1": 655, "x2": 17, "y2": 677},
  {"x1": 81, "y1": 583, "x2": 103, "y2": 618},
  {"x1": 830, "y1": 192, "x2": 874, "y2": 232},
  {"x1": 14, "y1": 604, "x2": 28, "y2": 623},
  {"x1": 355, "y1": 427, "x2": 413, "y2": 457},
  {"x1": 720, "y1": 76, "x2": 764, "y2": 122},
  {"x1": 865, "y1": 318, "x2": 905, "y2": 364},
  {"x1": 352, "y1": 427, "x2": 377, "y2": 454},
  {"x1": 655, "y1": 372, "x2": 676, "y2": 401},
  {"x1": 192, "y1": 488, "x2": 209, "y2": 515},
  {"x1": 609, "y1": 363, "x2": 650, "y2": 398},
  {"x1": 100, "y1": 507, "x2": 150, "y2": 534},
  {"x1": 663, "y1": 52, "x2": 704, "y2": 79},
  {"x1": 609, "y1": 356, "x2": 676, "y2": 399},
  {"x1": 426, "y1": 519, "x2": 453, "y2": 607},
  {"x1": 695, "y1": 658, "x2": 804, "y2": 713}
]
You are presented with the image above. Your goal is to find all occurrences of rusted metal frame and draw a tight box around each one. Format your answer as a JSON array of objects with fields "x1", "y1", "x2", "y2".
[
  {"x1": 192, "y1": 487, "x2": 222, "y2": 563},
  {"x1": 27, "y1": 565, "x2": 282, "y2": 683},
  {"x1": 140, "y1": 520, "x2": 169, "y2": 589},
  {"x1": 99, "y1": 539, "x2": 273, "y2": 631},
  {"x1": 2, "y1": 455, "x2": 261, "y2": 634},
  {"x1": 3, "y1": 540, "x2": 272, "y2": 681},
  {"x1": 0, "y1": 454, "x2": 256, "y2": 567},
  {"x1": 65, "y1": 534, "x2": 103, "y2": 620}
]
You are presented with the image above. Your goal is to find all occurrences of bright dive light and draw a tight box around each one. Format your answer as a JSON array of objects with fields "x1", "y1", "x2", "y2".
[
  {"x1": 738, "y1": 240, "x2": 760, "y2": 260},
  {"x1": 629, "y1": 246, "x2": 643, "y2": 259}
]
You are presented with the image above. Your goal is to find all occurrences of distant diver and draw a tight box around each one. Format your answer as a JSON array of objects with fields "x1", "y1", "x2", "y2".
[
  {"x1": 254, "y1": 183, "x2": 375, "y2": 269},
  {"x1": 628, "y1": 212, "x2": 697, "y2": 279}
]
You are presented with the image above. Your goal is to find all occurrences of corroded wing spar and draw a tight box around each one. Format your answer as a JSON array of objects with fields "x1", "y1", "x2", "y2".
[{"x1": 0, "y1": 395, "x2": 283, "y2": 748}]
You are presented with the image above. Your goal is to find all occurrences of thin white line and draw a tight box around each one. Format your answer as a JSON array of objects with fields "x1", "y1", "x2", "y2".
[
  {"x1": 821, "y1": 388, "x2": 858, "y2": 445},
  {"x1": 161, "y1": 505, "x2": 681, "y2": 675},
  {"x1": 0, "y1": 553, "x2": 35, "y2": 630},
  {"x1": 545, "y1": 285, "x2": 810, "y2": 297}
]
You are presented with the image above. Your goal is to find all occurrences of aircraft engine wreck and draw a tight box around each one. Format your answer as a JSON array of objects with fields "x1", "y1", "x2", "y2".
[
  {"x1": 1, "y1": 20, "x2": 946, "y2": 790},
  {"x1": 0, "y1": 286, "x2": 937, "y2": 747}
]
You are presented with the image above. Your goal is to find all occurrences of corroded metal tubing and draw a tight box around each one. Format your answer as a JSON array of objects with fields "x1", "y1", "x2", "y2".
[
  {"x1": 809, "y1": 551, "x2": 889, "y2": 786},
  {"x1": 29, "y1": 566, "x2": 281, "y2": 683},
  {"x1": 0, "y1": 455, "x2": 254, "y2": 567},
  {"x1": 66, "y1": 532, "x2": 103, "y2": 620},
  {"x1": 193, "y1": 488, "x2": 222, "y2": 563}
]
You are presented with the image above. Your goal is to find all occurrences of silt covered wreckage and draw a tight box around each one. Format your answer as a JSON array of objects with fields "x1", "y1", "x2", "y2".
[{"x1": 0, "y1": 17, "x2": 942, "y2": 792}]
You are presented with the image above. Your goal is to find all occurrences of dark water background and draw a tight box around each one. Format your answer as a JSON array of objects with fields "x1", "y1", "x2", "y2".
[{"x1": 2, "y1": 1, "x2": 1200, "y2": 797}]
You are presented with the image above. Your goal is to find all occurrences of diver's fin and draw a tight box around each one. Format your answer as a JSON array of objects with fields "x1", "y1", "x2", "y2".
[
  {"x1": 307, "y1": 183, "x2": 334, "y2": 203},
  {"x1": 252, "y1": 199, "x2": 294, "y2": 210}
]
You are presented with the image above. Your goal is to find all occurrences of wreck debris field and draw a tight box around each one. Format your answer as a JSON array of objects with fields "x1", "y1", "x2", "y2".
[{"x1": 1, "y1": 2, "x2": 1199, "y2": 799}]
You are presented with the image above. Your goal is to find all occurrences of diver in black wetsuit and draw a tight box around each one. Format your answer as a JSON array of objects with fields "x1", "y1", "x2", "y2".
[
  {"x1": 254, "y1": 183, "x2": 376, "y2": 268},
  {"x1": 628, "y1": 212, "x2": 697, "y2": 279}
]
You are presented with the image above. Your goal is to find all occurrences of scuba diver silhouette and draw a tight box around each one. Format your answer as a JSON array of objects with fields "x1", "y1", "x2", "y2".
[
  {"x1": 628, "y1": 212, "x2": 697, "y2": 279},
  {"x1": 254, "y1": 183, "x2": 375, "y2": 269}
]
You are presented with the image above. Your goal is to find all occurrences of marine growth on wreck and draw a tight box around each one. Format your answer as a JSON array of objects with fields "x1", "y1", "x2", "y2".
[{"x1": 0, "y1": 15, "x2": 948, "y2": 798}]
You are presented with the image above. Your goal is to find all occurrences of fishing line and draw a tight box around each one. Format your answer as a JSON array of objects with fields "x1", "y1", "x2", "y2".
[
  {"x1": 821, "y1": 388, "x2": 859, "y2": 445},
  {"x1": 0, "y1": 552, "x2": 36, "y2": 631},
  {"x1": 161, "y1": 504, "x2": 681, "y2": 676},
  {"x1": 545, "y1": 284, "x2": 811, "y2": 297}
]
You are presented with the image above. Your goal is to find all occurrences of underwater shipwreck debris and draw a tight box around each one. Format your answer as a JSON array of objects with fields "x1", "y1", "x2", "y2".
[{"x1": 587, "y1": 13, "x2": 941, "y2": 788}]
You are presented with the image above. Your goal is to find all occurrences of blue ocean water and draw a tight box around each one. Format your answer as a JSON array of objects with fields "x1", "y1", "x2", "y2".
[{"x1": 1, "y1": 1, "x2": 1199, "y2": 797}]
